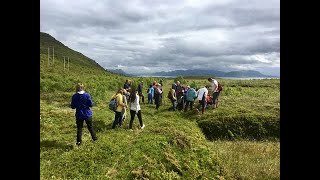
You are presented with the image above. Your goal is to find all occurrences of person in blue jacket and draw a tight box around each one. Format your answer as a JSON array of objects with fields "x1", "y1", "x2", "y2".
[{"x1": 71, "y1": 83, "x2": 97, "y2": 145}]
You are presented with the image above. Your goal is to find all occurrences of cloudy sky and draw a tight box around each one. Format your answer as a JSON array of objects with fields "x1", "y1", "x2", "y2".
[{"x1": 40, "y1": 0, "x2": 280, "y2": 76}]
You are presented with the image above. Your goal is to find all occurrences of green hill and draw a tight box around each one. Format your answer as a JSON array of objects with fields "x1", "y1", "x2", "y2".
[
  {"x1": 40, "y1": 32, "x2": 105, "y2": 70},
  {"x1": 40, "y1": 32, "x2": 280, "y2": 179}
]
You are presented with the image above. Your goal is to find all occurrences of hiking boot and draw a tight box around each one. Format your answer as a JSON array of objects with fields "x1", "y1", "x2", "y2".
[
  {"x1": 129, "y1": 129, "x2": 133, "y2": 131},
  {"x1": 141, "y1": 124, "x2": 145, "y2": 129},
  {"x1": 76, "y1": 142, "x2": 81, "y2": 146}
]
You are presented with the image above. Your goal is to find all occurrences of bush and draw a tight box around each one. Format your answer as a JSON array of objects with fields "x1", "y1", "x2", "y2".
[{"x1": 198, "y1": 114, "x2": 279, "y2": 140}]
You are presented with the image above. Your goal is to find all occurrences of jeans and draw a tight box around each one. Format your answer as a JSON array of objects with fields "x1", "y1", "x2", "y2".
[
  {"x1": 148, "y1": 94, "x2": 153, "y2": 104},
  {"x1": 76, "y1": 117, "x2": 97, "y2": 143},
  {"x1": 112, "y1": 111, "x2": 123, "y2": 129}
]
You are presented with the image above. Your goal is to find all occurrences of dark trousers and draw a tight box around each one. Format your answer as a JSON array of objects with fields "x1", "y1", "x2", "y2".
[
  {"x1": 76, "y1": 117, "x2": 97, "y2": 143},
  {"x1": 212, "y1": 92, "x2": 220, "y2": 104},
  {"x1": 129, "y1": 110, "x2": 143, "y2": 129},
  {"x1": 138, "y1": 92, "x2": 144, "y2": 103},
  {"x1": 112, "y1": 111, "x2": 123, "y2": 129},
  {"x1": 171, "y1": 100, "x2": 177, "y2": 111},
  {"x1": 184, "y1": 101, "x2": 194, "y2": 111},
  {"x1": 155, "y1": 95, "x2": 161, "y2": 110},
  {"x1": 198, "y1": 100, "x2": 207, "y2": 114}
]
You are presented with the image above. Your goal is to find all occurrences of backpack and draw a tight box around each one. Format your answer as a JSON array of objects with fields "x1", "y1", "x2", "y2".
[
  {"x1": 167, "y1": 90, "x2": 173, "y2": 100},
  {"x1": 217, "y1": 82, "x2": 223, "y2": 92},
  {"x1": 109, "y1": 98, "x2": 117, "y2": 111}
]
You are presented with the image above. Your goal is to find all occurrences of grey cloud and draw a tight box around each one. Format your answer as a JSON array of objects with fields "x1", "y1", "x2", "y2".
[{"x1": 41, "y1": 0, "x2": 280, "y2": 76}]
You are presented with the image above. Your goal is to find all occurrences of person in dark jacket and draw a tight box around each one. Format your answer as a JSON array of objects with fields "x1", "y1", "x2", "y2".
[
  {"x1": 137, "y1": 81, "x2": 144, "y2": 103},
  {"x1": 154, "y1": 83, "x2": 163, "y2": 110},
  {"x1": 71, "y1": 83, "x2": 97, "y2": 145}
]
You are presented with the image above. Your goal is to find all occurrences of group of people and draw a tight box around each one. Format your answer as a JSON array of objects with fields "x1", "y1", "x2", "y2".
[
  {"x1": 110, "y1": 87, "x2": 145, "y2": 131},
  {"x1": 167, "y1": 78, "x2": 221, "y2": 114},
  {"x1": 70, "y1": 78, "x2": 221, "y2": 145}
]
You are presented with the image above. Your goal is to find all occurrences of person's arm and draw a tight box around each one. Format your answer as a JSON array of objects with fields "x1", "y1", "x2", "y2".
[
  {"x1": 87, "y1": 93, "x2": 94, "y2": 107},
  {"x1": 71, "y1": 94, "x2": 77, "y2": 109}
]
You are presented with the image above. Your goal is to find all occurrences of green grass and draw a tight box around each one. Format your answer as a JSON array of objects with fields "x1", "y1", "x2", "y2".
[
  {"x1": 208, "y1": 140, "x2": 280, "y2": 180},
  {"x1": 40, "y1": 32, "x2": 280, "y2": 179}
]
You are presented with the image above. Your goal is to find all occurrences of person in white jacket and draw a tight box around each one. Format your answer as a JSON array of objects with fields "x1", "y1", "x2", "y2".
[
  {"x1": 128, "y1": 88, "x2": 145, "y2": 130},
  {"x1": 196, "y1": 85, "x2": 209, "y2": 114}
]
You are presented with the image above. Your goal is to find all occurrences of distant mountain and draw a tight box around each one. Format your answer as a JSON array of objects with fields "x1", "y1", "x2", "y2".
[
  {"x1": 151, "y1": 69, "x2": 226, "y2": 77},
  {"x1": 223, "y1": 70, "x2": 267, "y2": 77},
  {"x1": 150, "y1": 69, "x2": 270, "y2": 77},
  {"x1": 107, "y1": 69, "x2": 133, "y2": 76}
]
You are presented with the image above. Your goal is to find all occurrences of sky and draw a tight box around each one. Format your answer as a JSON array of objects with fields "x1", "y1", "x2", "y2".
[{"x1": 40, "y1": 0, "x2": 280, "y2": 76}]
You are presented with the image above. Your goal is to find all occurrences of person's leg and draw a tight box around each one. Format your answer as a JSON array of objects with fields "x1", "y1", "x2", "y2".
[
  {"x1": 171, "y1": 101, "x2": 175, "y2": 111},
  {"x1": 148, "y1": 94, "x2": 151, "y2": 104},
  {"x1": 141, "y1": 93, "x2": 145, "y2": 103},
  {"x1": 129, "y1": 110, "x2": 136, "y2": 129},
  {"x1": 112, "y1": 112, "x2": 122, "y2": 129},
  {"x1": 212, "y1": 92, "x2": 219, "y2": 108},
  {"x1": 85, "y1": 117, "x2": 97, "y2": 141},
  {"x1": 137, "y1": 110, "x2": 144, "y2": 127},
  {"x1": 117, "y1": 111, "x2": 124, "y2": 127},
  {"x1": 200, "y1": 100, "x2": 205, "y2": 114},
  {"x1": 190, "y1": 101, "x2": 194, "y2": 110},
  {"x1": 215, "y1": 92, "x2": 220, "y2": 108},
  {"x1": 184, "y1": 101, "x2": 190, "y2": 112},
  {"x1": 76, "y1": 119, "x2": 84, "y2": 144},
  {"x1": 155, "y1": 97, "x2": 159, "y2": 110}
]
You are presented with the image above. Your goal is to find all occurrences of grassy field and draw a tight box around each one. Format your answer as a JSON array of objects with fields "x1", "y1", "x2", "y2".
[
  {"x1": 40, "y1": 32, "x2": 280, "y2": 179},
  {"x1": 40, "y1": 75, "x2": 279, "y2": 179}
]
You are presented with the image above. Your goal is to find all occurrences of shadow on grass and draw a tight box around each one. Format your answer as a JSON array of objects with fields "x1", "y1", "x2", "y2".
[
  {"x1": 40, "y1": 140, "x2": 73, "y2": 151},
  {"x1": 93, "y1": 119, "x2": 114, "y2": 131}
]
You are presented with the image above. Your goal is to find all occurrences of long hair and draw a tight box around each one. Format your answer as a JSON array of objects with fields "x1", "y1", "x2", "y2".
[{"x1": 129, "y1": 88, "x2": 137, "y2": 103}]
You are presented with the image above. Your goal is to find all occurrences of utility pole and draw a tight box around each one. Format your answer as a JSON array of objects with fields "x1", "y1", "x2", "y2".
[
  {"x1": 52, "y1": 47, "x2": 54, "y2": 65},
  {"x1": 48, "y1": 47, "x2": 50, "y2": 66}
]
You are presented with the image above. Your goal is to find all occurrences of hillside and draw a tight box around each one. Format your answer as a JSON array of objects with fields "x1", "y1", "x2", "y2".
[
  {"x1": 40, "y1": 32, "x2": 105, "y2": 71},
  {"x1": 40, "y1": 32, "x2": 280, "y2": 179}
]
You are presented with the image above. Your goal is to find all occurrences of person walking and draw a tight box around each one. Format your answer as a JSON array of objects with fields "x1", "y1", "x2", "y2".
[
  {"x1": 128, "y1": 88, "x2": 145, "y2": 130},
  {"x1": 111, "y1": 88, "x2": 128, "y2": 129},
  {"x1": 71, "y1": 83, "x2": 97, "y2": 145}
]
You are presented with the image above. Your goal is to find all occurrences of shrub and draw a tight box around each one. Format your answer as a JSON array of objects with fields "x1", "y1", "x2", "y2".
[{"x1": 198, "y1": 114, "x2": 279, "y2": 140}]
